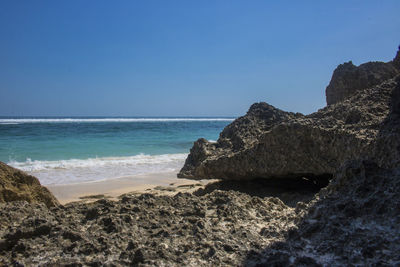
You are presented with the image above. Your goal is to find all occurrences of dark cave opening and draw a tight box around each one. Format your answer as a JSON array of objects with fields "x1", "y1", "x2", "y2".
[{"x1": 193, "y1": 173, "x2": 332, "y2": 207}]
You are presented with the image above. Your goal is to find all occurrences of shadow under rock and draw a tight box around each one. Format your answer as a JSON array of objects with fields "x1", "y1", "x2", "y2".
[
  {"x1": 242, "y1": 161, "x2": 400, "y2": 266},
  {"x1": 193, "y1": 174, "x2": 331, "y2": 208},
  {"x1": 242, "y1": 75, "x2": 400, "y2": 267}
]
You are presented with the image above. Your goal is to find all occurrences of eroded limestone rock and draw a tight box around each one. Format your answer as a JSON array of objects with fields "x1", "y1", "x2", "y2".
[
  {"x1": 179, "y1": 77, "x2": 398, "y2": 181},
  {"x1": 326, "y1": 48, "x2": 400, "y2": 105},
  {"x1": 179, "y1": 48, "x2": 400, "y2": 182},
  {"x1": 0, "y1": 162, "x2": 59, "y2": 208}
]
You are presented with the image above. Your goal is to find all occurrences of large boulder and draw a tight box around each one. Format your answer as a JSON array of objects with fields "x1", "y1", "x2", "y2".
[
  {"x1": 178, "y1": 50, "x2": 400, "y2": 182},
  {"x1": 178, "y1": 103, "x2": 302, "y2": 179},
  {"x1": 325, "y1": 48, "x2": 400, "y2": 105},
  {"x1": 0, "y1": 162, "x2": 59, "y2": 208}
]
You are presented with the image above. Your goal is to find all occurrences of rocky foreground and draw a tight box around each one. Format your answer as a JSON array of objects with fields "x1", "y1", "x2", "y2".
[
  {"x1": 1, "y1": 49, "x2": 400, "y2": 266},
  {"x1": 0, "y1": 188, "x2": 303, "y2": 266},
  {"x1": 1, "y1": 159, "x2": 399, "y2": 266}
]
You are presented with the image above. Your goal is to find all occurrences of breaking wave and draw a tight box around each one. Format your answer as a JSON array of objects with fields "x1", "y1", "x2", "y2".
[{"x1": 8, "y1": 153, "x2": 188, "y2": 185}]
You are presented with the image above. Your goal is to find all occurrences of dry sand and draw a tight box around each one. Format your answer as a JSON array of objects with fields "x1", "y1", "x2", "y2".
[{"x1": 47, "y1": 171, "x2": 215, "y2": 205}]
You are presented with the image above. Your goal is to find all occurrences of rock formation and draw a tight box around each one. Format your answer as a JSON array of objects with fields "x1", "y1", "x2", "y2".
[
  {"x1": 0, "y1": 162, "x2": 59, "y2": 208},
  {"x1": 178, "y1": 48, "x2": 400, "y2": 183},
  {"x1": 373, "y1": 76, "x2": 400, "y2": 169},
  {"x1": 246, "y1": 75, "x2": 400, "y2": 265},
  {"x1": 326, "y1": 49, "x2": 400, "y2": 105},
  {"x1": 0, "y1": 190, "x2": 299, "y2": 266},
  {"x1": 246, "y1": 159, "x2": 400, "y2": 266}
]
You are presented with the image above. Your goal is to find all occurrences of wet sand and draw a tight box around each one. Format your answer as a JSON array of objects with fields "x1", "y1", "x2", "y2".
[{"x1": 47, "y1": 171, "x2": 215, "y2": 204}]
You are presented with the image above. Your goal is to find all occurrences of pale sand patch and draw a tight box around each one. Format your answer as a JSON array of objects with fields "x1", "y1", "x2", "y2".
[{"x1": 47, "y1": 171, "x2": 215, "y2": 205}]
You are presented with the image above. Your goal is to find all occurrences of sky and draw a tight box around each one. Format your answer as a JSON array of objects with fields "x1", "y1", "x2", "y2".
[{"x1": 0, "y1": 1, "x2": 399, "y2": 117}]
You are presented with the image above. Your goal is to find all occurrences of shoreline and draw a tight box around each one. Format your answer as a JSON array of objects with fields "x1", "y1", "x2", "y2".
[
  {"x1": 2, "y1": 48, "x2": 399, "y2": 266},
  {"x1": 47, "y1": 171, "x2": 216, "y2": 205}
]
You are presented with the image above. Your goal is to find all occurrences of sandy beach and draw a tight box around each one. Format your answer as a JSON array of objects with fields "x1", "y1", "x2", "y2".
[{"x1": 47, "y1": 171, "x2": 215, "y2": 204}]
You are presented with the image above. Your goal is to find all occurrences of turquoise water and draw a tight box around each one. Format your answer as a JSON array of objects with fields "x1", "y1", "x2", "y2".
[{"x1": 0, "y1": 118, "x2": 232, "y2": 185}]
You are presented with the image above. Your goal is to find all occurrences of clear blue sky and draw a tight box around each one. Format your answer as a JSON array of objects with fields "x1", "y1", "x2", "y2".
[{"x1": 0, "y1": 1, "x2": 399, "y2": 117}]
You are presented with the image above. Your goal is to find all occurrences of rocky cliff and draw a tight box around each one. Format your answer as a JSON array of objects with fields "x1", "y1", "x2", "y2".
[
  {"x1": 0, "y1": 162, "x2": 59, "y2": 208},
  {"x1": 326, "y1": 49, "x2": 400, "y2": 105},
  {"x1": 247, "y1": 74, "x2": 400, "y2": 265},
  {"x1": 178, "y1": 49, "x2": 400, "y2": 183},
  {"x1": 325, "y1": 63, "x2": 399, "y2": 106}
]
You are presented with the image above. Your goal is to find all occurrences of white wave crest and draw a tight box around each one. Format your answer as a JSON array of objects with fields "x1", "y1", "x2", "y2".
[
  {"x1": 0, "y1": 118, "x2": 234, "y2": 124},
  {"x1": 8, "y1": 153, "x2": 188, "y2": 185}
]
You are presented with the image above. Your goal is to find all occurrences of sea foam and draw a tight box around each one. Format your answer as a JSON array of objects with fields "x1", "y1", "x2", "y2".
[{"x1": 8, "y1": 153, "x2": 188, "y2": 185}]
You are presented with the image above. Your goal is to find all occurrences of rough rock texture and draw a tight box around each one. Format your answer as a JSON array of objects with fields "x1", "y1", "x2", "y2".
[
  {"x1": 0, "y1": 191, "x2": 299, "y2": 266},
  {"x1": 326, "y1": 48, "x2": 400, "y2": 105},
  {"x1": 247, "y1": 83, "x2": 400, "y2": 264},
  {"x1": 373, "y1": 75, "x2": 400, "y2": 168},
  {"x1": 217, "y1": 102, "x2": 301, "y2": 151},
  {"x1": 1, "y1": 161, "x2": 399, "y2": 266},
  {"x1": 0, "y1": 162, "x2": 59, "y2": 208},
  {"x1": 179, "y1": 77, "x2": 398, "y2": 181},
  {"x1": 246, "y1": 160, "x2": 400, "y2": 266}
]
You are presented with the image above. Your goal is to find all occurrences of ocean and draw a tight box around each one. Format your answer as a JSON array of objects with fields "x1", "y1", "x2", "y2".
[{"x1": 0, "y1": 117, "x2": 233, "y2": 185}]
